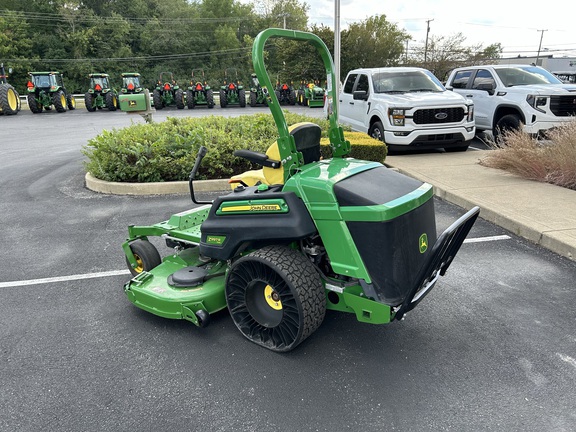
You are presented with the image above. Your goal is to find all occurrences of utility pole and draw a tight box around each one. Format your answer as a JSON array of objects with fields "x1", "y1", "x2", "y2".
[
  {"x1": 536, "y1": 29, "x2": 547, "y2": 66},
  {"x1": 424, "y1": 19, "x2": 433, "y2": 64}
]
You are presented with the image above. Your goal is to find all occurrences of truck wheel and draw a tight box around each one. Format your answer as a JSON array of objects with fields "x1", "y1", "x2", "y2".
[
  {"x1": 105, "y1": 92, "x2": 117, "y2": 111},
  {"x1": 152, "y1": 89, "x2": 163, "y2": 110},
  {"x1": 494, "y1": 114, "x2": 522, "y2": 144},
  {"x1": 53, "y1": 90, "x2": 67, "y2": 112},
  {"x1": 28, "y1": 94, "x2": 43, "y2": 113},
  {"x1": 369, "y1": 121, "x2": 385, "y2": 142},
  {"x1": 175, "y1": 89, "x2": 185, "y2": 109},
  {"x1": 206, "y1": 89, "x2": 214, "y2": 108},
  {"x1": 126, "y1": 240, "x2": 161, "y2": 277},
  {"x1": 226, "y1": 245, "x2": 326, "y2": 352}
]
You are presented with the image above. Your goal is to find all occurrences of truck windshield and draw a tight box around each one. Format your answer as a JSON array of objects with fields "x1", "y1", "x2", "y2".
[
  {"x1": 495, "y1": 66, "x2": 563, "y2": 87},
  {"x1": 372, "y1": 70, "x2": 445, "y2": 93}
]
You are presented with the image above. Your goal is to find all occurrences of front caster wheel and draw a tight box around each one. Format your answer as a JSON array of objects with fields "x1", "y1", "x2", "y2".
[
  {"x1": 126, "y1": 240, "x2": 161, "y2": 276},
  {"x1": 225, "y1": 245, "x2": 326, "y2": 352}
]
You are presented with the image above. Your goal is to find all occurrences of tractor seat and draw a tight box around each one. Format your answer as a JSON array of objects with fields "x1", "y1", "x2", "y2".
[{"x1": 230, "y1": 122, "x2": 322, "y2": 188}]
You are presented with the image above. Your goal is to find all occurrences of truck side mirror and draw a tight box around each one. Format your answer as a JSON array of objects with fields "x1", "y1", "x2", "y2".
[
  {"x1": 476, "y1": 83, "x2": 495, "y2": 95},
  {"x1": 353, "y1": 90, "x2": 368, "y2": 101}
]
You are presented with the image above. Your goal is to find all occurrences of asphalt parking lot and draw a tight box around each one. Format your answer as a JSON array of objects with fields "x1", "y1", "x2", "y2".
[{"x1": 1, "y1": 107, "x2": 575, "y2": 432}]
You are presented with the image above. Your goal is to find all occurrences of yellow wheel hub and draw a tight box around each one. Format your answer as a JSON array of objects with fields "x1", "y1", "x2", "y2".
[
  {"x1": 264, "y1": 284, "x2": 282, "y2": 310},
  {"x1": 133, "y1": 254, "x2": 144, "y2": 273},
  {"x1": 60, "y1": 94, "x2": 66, "y2": 106},
  {"x1": 7, "y1": 89, "x2": 18, "y2": 110}
]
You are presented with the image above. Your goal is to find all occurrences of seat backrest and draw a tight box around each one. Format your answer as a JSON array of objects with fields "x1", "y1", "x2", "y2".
[{"x1": 263, "y1": 122, "x2": 322, "y2": 185}]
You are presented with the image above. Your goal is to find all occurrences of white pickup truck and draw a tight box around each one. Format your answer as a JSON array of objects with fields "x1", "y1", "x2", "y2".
[
  {"x1": 338, "y1": 67, "x2": 475, "y2": 152},
  {"x1": 445, "y1": 64, "x2": 576, "y2": 141}
]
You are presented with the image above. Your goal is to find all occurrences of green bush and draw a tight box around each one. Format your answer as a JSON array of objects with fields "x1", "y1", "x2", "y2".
[{"x1": 83, "y1": 112, "x2": 386, "y2": 182}]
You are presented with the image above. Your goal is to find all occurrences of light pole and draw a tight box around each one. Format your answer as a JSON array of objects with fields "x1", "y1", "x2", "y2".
[
  {"x1": 424, "y1": 19, "x2": 433, "y2": 64},
  {"x1": 536, "y1": 29, "x2": 547, "y2": 66},
  {"x1": 334, "y1": 0, "x2": 341, "y2": 92}
]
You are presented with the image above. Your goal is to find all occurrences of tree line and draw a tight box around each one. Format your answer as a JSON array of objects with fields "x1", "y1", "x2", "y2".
[{"x1": 0, "y1": 0, "x2": 502, "y2": 93}]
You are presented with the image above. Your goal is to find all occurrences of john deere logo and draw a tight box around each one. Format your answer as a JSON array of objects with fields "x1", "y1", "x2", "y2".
[
  {"x1": 206, "y1": 235, "x2": 225, "y2": 245},
  {"x1": 419, "y1": 233, "x2": 428, "y2": 253},
  {"x1": 128, "y1": 100, "x2": 136, "y2": 106}
]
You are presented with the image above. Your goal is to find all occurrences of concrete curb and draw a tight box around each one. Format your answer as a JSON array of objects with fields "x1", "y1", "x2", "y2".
[{"x1": 85, "y1": 173, "x2": 229, "y2": 195}]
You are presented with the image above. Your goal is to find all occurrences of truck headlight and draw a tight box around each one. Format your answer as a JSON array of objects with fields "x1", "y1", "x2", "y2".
[
  {"x1": 467, "y1": 104, "x2": 474, "y2": 121},
  {"x1": 526, "y1": 95, "x2": 547, "y2": 113},
  {"x1": 389, "y1": 108, "x2": 405, "y2": 126}
]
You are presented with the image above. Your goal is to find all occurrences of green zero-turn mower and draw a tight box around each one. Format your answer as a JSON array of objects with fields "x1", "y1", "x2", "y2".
[{"x1": 122, "y1": 28, "x2": 480, "y2": 353}]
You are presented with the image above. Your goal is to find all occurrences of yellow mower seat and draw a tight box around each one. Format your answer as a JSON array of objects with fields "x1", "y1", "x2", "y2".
[{"x1": 229, "y1": 122, "x2": 322, "y2": 189}]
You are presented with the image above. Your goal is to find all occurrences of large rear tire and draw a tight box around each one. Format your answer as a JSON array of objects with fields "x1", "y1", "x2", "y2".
[
  {"x1": 186, "y1": 90, "x2": 195, "y2": 109},
  {"x1": 67, "y1": 93, "x2": 76, "y2": 110},
  {"x1": 226, "y1": 245, "x2": 326, "y2": 352},
  {"x1": 27, "y1": 94, "x2": 42, "y2": 113},
  {"x1": 85, "y1": 92, "x2": 95, "y2": 112},
  {"x1": 53, "y1": 90, "x2": 67, "y2": 113},
  {"x1": 105, "y1": 91, "x2": 117, "y2": 111},
  {"x1": 125, "y1": 240, "x2": 162, "y2": 277},
  {"x1": 152, "y1": 89, "x2": 163, "y2": 110},
  {"x1": 219, "y1": 89, "x2": 227, "y2": 108},
  {"x1": 238, "y1": 89, "x2": 246, "y2": 107},
  {"x1": 206, "y1": 89, "x2": 214, "y2": 108},
  {"x1": 175, "y1": 89, "x2": 185, "y2": 109},
  {"x1": 0, "y1": 84, "x2": 19, "y2": 115},
  {"x1": 289, "y1": 89, "x2": 296, "y2": 105},
  {"x1": 250, "y1": 91, "x2": 257, "y2": 107}
]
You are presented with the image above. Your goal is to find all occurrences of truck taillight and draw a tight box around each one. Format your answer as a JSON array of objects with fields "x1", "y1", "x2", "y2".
[{"x1": 389, "y1": 108, "x2": 405, "y2": 126}]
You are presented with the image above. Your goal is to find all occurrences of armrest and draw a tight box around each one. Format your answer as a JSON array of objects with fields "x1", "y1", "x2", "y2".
[{"x1": 234, "y1": 149, "x2": 281, "y2": 169}]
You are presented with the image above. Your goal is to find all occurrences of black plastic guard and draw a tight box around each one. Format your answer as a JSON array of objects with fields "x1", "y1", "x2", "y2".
[{"x1": 394, "y1": 206, "x2": 480, "y2": 321}]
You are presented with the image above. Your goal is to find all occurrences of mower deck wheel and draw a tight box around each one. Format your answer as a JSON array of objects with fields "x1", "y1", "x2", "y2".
[{"x1": 126, "y1": 239, "x2": 162, "y2": 277}]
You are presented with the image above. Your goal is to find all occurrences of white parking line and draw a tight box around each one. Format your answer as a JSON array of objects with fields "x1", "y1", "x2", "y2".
[
  {"x1": 464, "y1": 235, "x2": 511, "y2": 243},
  {"x1": 0, "y1": 269, "x2": 131, "y2": 288},
  {"x1": 0, "y1": 235, "x2": 509, "y2": 288}
]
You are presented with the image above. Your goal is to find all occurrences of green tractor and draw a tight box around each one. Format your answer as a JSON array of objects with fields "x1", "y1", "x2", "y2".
[
  {"x1": 219, "y1": 68, "x2": 246, "y2": 108},
  {"x1": 26, "y1": 71, "x2": 76, "y2": 114},
  {"x1": 297, "y1": 80, "x2": 325, "y2": 107},
  {"x1": 249, "y1": 73, "x2": 267, "y2": 107},
  {"x1": 120, "y1": 72, "x2": 143, "y2": 94},
  {"x1": 0, "y1": 63, "x2": 20, "y2": 115},
  {"x1": 121, "y1": 29, "x2": 479, "y2": 353},
  {"x1": 84, "y1": 73, "x2": 118, "y2": 112},
  {"x1": 275, "y1": 79, "x2": 297, "y2": 105},
  {"x1": 186, "y1": 69, "x2": 214, "y2": 109},
  {"x1": 152, "y1": 72, "x2": 185, "y2": 110}
]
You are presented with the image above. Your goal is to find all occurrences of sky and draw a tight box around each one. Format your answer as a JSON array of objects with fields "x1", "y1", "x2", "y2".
[{"x1": 302, "y1": 0, "x2": 576, "y2": 59}]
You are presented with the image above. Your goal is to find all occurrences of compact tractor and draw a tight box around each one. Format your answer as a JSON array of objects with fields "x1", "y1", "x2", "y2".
[
  {"x1": 249, "y1": 73, "x2": 267, "y2": 107},
  {"x1": 297, "y1": 80, "x2": 325, "y2": 107},
  {"x1": 84, "y1": 73, "x2": 118, "y2": 112},
  {"x1": 120, "y1": 72, "x2": 143, "y2": 94},
  {"x1": 219, "y1": 68, "x2": 246, "y2": 108},
  {"x1": 121, "y1": 29, "x2": 479, "y2": 352},
  {"x1": 275, "y1": 79, "x2": 297, "y2": 105},
  {"x1": 26, "y1": 71, "x2": 76, "y2": 113},
  {"x1": 153, "y1": 72, "x2": 185, "y2": 110},
  {"x1": 186, "y1": 69, "x2": 214, "y2": 109},
  {"x1": 0, "y1": 63, "x2": 20, "y2": 115}
]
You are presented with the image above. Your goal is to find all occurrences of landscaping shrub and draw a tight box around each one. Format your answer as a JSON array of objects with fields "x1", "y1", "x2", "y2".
[
  {"x1": 83, "y1": 112, "x2": 386, "y2": 182},
  {"x1": 480, "y1": 121, "x2": 576, "y2": 191}
]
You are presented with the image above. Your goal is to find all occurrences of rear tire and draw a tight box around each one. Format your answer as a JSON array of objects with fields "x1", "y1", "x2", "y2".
[
  {"x1": 105, "y1": 92, "x2": 117, "y2": 111},
  {"x1": 175, "y1": 89, "x2": 185, "y2": 109},
  {"x1": 67, "y1": 93, "x2": 76, "y2": 110},
  {"x1": 238, "y1": 89, "x2": 246, "y2": 107},
  {"x1": 53, "y1": 90, "x2": 67, "y2": 112},
  {"x1": 186, "y1": 90, "x2": 195, "y2": 109},
  {"x1": 152, "y1": 89, "x2": 163, "y2": 110},
  {"x1": 85, "y1": 92, "x2": 96, "y2": 112},
  {"x1": 250, "y1": 91, "x2": 257, "y2": 107},
  {"x1": 28, "y1": 94, "x2": 42, "y2": 113},
  {"x1": 0, "y1": 84, "x2": 19, "y2": 115},
  {"x1": 289, "y1": 89, "x2": 296, "y2": 105},
  {"x1": 206, "y1": 89, "x2": 214, "y2": 108},
  {"x1": 226, "y1": 245, "x2": 326, "y2": 352},
  {"x1": 219, "y1": 89, "x2": 227, "y2": 108},
  {"x1": 126, "y1": 240, "x2": 162, "y2": 277}
]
